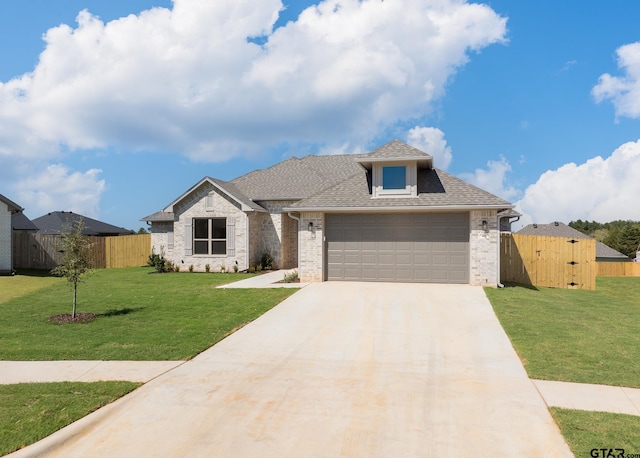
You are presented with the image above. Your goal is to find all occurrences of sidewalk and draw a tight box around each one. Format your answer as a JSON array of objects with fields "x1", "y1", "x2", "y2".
[
  {"x1": 2, "y1": 361, "x2": 639, "y2": 417},
  {"x1": 216, "y1": 269, "x2": 309, "y2": 288}
]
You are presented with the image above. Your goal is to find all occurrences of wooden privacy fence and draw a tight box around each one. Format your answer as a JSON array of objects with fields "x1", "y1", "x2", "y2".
[
  {"x1": 13, "y1": 233, "x2": 151, "y2": 270},
  {"x1": 500, "y1": 233, "x2": 596, "y2": 290},
  {"x1": 597, "y1": 262, "x2": 640, "y2": 277}
]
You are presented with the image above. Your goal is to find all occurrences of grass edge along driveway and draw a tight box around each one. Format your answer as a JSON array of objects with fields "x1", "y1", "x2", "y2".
[
  {"x1": 485, "y1": 277, "x2": 640, "y2": 456},
  {"x1": 0, "y1": 267, "x2": 297, "y2": 361},
  {"x1": 1, "y1": 267, "x2": 297, "y2": 455}
]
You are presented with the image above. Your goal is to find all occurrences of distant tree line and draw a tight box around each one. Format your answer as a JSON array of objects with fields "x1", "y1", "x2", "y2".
[{"x1": 569, "y1": 220, "x2": 640, "y2": 258}]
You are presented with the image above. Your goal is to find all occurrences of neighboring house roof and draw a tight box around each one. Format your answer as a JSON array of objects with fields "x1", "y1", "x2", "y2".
[
  {"x1": 33, "y1": 211, "x2": 134, "y2": 236},
  {"x1": 0, "y1": 193, "x2": 23, "y2": 213},
  {"x1": 12, "y1": 212, "x2": 38, "y2": 231},
  {"x1": 140, "y1": 211, "x2": 176, "y2": 223},
  {"x1": 517, "y1": 222, "x2": 629, "y2": 260}
]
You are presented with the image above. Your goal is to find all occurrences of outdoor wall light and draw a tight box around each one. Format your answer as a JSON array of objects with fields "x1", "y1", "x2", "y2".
[
  {"x1": 308, "y1": 221, "x2": 314, "y2": 231},
  {"x1": 481, "y1": 220, "x2": 488, "y2": 232}
]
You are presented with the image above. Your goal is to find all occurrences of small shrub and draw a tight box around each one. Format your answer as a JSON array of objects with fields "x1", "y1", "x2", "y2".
[
  {"x1": 233, "y1": 264, "x2": 239, "y2": 273},
  {"x1": 189, "y1": 265, "x2": 194, "y2": 273},
  {"x1": 282, "y1": 270, "x2": 298, "y2": 283},
  {"x1": 220, "y1": 264, "x2": 226, "y2": 273},
  {"x1": 205, "y1": 264, "x2": 210, "y2": 273},
  {"x1": 260, "y1": 252, "x2": 274, "y2": 270},
  {"x1": 256, "y1": 264, "x2": 263, "y2": 272},
  {"x1": 248, "y1": 266, "x2": 255, "y2": 273},
  {"x1": 148, "y1": 247, "x2": 171, "y2": 273}
]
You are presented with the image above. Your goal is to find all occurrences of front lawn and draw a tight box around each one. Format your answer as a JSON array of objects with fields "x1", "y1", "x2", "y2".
[
  {"x1": 550, "y1": 408, "x2": 640, "y2": 457},
  {"x1": 485, "y1": 277, "x2": 640, "y2": 388},
  {"x1": 0, "y1": 381, "x2": 140, "y2": 456},
  {"x1": 0, "y1": 267, "x2": 297, "y2": 360}
]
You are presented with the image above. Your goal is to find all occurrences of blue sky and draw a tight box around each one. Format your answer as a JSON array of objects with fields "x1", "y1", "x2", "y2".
[{"x1": 1, "y1": 0, "x2": 639, "y2": 231}]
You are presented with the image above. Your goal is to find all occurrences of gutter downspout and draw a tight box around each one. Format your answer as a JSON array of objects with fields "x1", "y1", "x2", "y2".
[{"x1": 287, "y1": 212, "x2": 301, "y2": 270}]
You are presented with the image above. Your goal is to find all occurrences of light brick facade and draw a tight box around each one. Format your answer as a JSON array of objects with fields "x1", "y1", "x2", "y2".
[
  {"x1": 298, "y1": 212, "x2": 324, "y2": 282},
  {"x1": 151, "y1": 182, "x2": 248, "y2": 272},
  {"x1": 249, "y1": 201, "x2": 298, "y2": 269},
  {"x1": 469, "y1": 209, "x2": 500, "y2": 286},
  {"x1": 0, "y1": 201, "x2": 12, "y2": 273}
]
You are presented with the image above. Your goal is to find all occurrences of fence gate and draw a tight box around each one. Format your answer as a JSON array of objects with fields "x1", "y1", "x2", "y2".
[{"x1": 500, "y1": 233, "x2": 596, "y2": 290}]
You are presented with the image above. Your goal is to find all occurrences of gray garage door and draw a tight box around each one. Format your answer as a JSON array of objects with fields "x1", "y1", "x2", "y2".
[{"x1": 326, "y1": 213, "x2": 469, "y2": 283}]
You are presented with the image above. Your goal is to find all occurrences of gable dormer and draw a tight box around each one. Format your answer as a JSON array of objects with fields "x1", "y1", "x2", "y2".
[{"x1": 355, "y1": 140, "x2": 433, "y2": 198}]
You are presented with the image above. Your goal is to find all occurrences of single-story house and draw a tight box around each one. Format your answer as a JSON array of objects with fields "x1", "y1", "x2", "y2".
[
  {"x1": 517, "y1": 222, "x2": 630, "y2": 262},
  {"x1": 0, "y1": 193, "x2": 24, "y2": 274},
  {"x1": 32, "y1": 211, "x2": 134, "y2": 236},
  {"x1": 142, "y1": 140, "x2": 516, "y2": 285}
]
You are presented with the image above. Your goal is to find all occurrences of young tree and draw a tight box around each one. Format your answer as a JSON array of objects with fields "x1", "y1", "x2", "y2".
[{"x1": 51, "y1": 218, "x2": 93, "y2": 319}]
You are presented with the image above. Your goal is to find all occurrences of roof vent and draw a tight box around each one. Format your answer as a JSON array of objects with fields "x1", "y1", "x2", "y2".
[
  {"x1": 554, "y1": 221, "x2": 559, "y2": 226},
  {"x1": 533, "y1": 223, "x2": 537, "y2": 228}
]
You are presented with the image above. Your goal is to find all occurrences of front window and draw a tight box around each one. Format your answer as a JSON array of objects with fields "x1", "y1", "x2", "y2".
[
  {"x1": 193, "y1": 218, "x2": 226, "y2": 255},
  {"x1": 382, "y1": 166, "x2": 406, "y2": 190}
]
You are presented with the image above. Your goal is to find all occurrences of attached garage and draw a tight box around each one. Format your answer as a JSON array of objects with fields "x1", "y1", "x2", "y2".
[{"x1": 325, "y1": 213, "x2": 470, "y2": 283}]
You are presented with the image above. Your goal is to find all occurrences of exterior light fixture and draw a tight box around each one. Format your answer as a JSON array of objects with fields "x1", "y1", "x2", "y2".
[
  {"x1": 481, "y1": 220, "x2": 488, "y2": 232},
  {"x1": 308, "y1": 221, "x2": 314, "y2": 231}
]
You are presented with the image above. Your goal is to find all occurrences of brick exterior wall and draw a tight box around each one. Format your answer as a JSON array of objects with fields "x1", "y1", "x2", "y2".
[
  {"x1": 299, "y1": 212, "x2": 324, "y2": 282},
  {"x1": 249, "y1": 201, "x2": 298, "y2": 269},
  {"x1": 151, "y1": 182, "x2": 248, "y2": 272},
  {"x1": 469, "y1": 209, "x2": 499, "y2": 287},
  {"x1": 0, "y1": 202, "x2": 12, "y2": 273}
]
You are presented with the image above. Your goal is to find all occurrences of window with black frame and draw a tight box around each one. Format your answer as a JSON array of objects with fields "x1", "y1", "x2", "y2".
[{"x1": 193, "y1": 218, "x2": 226, "y2": 255}]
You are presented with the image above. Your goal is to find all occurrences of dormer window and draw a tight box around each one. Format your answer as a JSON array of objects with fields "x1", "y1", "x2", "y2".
[
  {"x1": 372, "y1": 162, "x2": 417, "y2": 197},
  {"x1": 382, "y1": 166, "x2": 407, "y2": 190}
]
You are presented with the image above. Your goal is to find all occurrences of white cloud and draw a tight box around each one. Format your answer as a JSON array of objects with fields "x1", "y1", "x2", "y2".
[
  {"x1": 516, "y1": 139, "x2": 640, "y2": 225},
  {"x1": 0, "y1": 0, "x2": 506, "y2": 162},
  {"x1": 14, "y1": 165, "x2": 106, "y2": 219},
  {"x1": 592, "y1": 41, "x2": 640, "y2": 118},
  {"x1": 406, "y1": 126, "x2": 452, "y2": 170},
  {"x1": 459, "y1": 156, "x2": 521, "y2": 202}
]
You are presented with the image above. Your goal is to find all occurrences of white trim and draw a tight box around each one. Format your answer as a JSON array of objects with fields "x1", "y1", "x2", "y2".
[{"x1": 284, "y1": 205, "x2": 514, "y2": 213}]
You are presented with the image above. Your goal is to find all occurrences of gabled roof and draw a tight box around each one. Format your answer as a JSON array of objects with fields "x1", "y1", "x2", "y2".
[
  {"x1": 0, "y1": 193, "x2": 22, "y2": 213},
  {"x1": 517, "y1": 222, "x2": 629, "y2": 260},
  {"x1": 162, "y1": 177, "x2": 266, "y2": 214},
  {"x1": 355, "y1": 139, "x2": 433, "y2": 168},
  {"x1": 12, "y1": 212, "x2": 38, "y2": 231},
  {"x1": 286, "y1": 167, "x2": 512, "y2": 211},
  {"x1": 33, "y1": 211, "x2": 133, "y2": 236}
]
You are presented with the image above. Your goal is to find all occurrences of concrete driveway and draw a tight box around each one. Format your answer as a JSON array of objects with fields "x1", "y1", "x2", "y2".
[{"x1": 12, "y1": 282, "x2": 571, "y2": 457}]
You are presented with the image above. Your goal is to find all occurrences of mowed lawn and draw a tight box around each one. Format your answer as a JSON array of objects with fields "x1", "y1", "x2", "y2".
[
  {"x1": 0, "y1": 267, "x2": 297, "y2": 360},
  {"x1": 485, "y1": 276, "x2": 640, "y2": 388},
  {"x1": 1, "y1": 268, "x2": 297, "y2": 455},
  {"x1": 485, "y1": 276, "x2": 640, "y2": 455}
]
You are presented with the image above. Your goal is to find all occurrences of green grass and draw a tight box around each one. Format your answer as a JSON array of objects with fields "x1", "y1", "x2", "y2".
[
  {"x1": 0, "y1": 381, "x2": 141, "y2": 456},
  {"x1": 0, "y1": 267, "x2": 297, "y2": 360},
  {"x1": 485, "y1": 277, "x2": 640, "y2": 387},
  {"x1": 550, "y1": 408, "x2": 640, "y2": 456},
  {"x1": 0, "y1": 270, "x2": 62, "y2": 305}
]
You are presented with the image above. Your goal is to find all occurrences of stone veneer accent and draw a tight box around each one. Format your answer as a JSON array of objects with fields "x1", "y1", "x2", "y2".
[
  {"x1": 151, "y1": 182, "x2": 248, "y2": 272},
  {"x1": 298, "y1": 212, "x2": 324, "y2": 282},
  {"x1": 469, "y1": 209, "x2": 499, "y2": 287},
  {"x1": 0, "y1": 201, "x2": 12, "y2": 273}
]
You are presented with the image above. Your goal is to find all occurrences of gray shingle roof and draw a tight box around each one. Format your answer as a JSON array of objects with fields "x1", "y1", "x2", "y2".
[
  {"x1": 517, "y1": 222, "x2": 629, "y2": 260},
  {"x1": 140, "y1": 211, "x2": 175, "y2": 222},
  {"x1": 231, "y1": 155, "x2": 363, "y2": 200},
  {"x1": 287, "y1": 168, "x2": 512, "y2": 210},
  {"x1": 33, "y1": 211, "x2": 133, "y2": 236},
  {"x1": 12, "y1": 212, "x2": 38, "y2": 231},
  {"x1": 363, "y1": 139, "x2": 433, "y2": 160}
]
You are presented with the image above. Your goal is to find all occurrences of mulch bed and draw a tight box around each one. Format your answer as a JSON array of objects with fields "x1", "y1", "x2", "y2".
[{"x1": 48, "y1": 313, "x2": 97, "y2": 324}]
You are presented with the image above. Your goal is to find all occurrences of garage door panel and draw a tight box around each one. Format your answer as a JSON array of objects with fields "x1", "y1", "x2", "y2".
[{"x1": 326, "y1": 213, "x2": 469, "y2": 283}]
